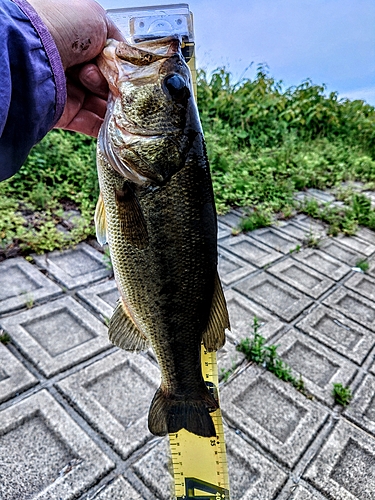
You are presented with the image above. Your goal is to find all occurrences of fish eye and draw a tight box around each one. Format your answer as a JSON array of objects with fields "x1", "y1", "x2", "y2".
[{"x1": 163, "y1": 74, "x2": 190, "y2": 102}]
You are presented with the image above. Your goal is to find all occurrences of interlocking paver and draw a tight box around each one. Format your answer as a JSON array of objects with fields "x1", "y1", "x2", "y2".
[
  {"x1": 0, "y1": 296, "x2": 111, "y2": 377},
  {"x1": 218, "y1": 211, "x2": 243, "y2": 229},
  {"x1": 319, "y1": 238, "x2": 366, "y2": 266},
  {"x1": 92, "y1": 476, "x2": 143, "y2": 499},
  {"x1": 277, "y1": 220, "x2": 323, "y2": 242},
  {"x1": 324, "y1": 288, "x2": 375, "y2": 333},
  {"x1": 0, "y1": 390, "x2": 114, "y2": 500},
  {"x1": 131, "y1": 428, "x2": 288, "y2": 500},
  {"x1": 292, "y1": 247, "x2": 351, "y2": 281},
  {"x1": 267, "y1": 259, "x2": 334, "y2": 299},
  {"x1": 218, "y1": 247, "x2": 256, "y2": 286},
  {"x1": 345, "y1": 272, "x2": 375, "y2": 302},
  {"x1": 344, "y1": 374, "x2": 375, "y2": 437},
  {"x1": 219, "y1": 234, "x2": 283, "y2": 268},
  {"x1": 290, "y1": 483, "x2": 328, "y2": 499},
  {"x1": 296, "y1": 304, "x2": 375, "y2": 365},
  {"x1": 0, "y1": 343, "x2": 38, "y2": 403},
  {"x1": 33, "y1": 242, "x2": 112, "y2": 289},
  {"x1": 304, "y1": 418, "x2": 375, "y2": 500},
  {"x1": 0, "y1": 257, "x2": 61, "y2": 314},
  {"x1": 250, "y1": 227, "x2": 299, "y2": 254},
  {"x1": 336, "y1": 234, "x2": 375, "y2": 257},
  {"x1": 77, "y1": 279, "x2": 118, "y2": 319},
  {"x1": 220, "y1": 364, "x2": 328, "y2": 467},
  {"x1": 57, "y1": 350, "x2": 160, "y2": 459},
  {"x1": 3, "y1": 212, "x2": 375, "y2": 500},
  {"x1": 276, "y1": 329, "x2": 357, "y2": 406},
  {"x1": 218, "y1": 221, "x2": 232, "y2": 240},
  {"x1": 224, "y1": 289, "x2": 285, "y2": 344},
  {"x1": 234, "y1": 273, "x2": 313, "y2": 322}
]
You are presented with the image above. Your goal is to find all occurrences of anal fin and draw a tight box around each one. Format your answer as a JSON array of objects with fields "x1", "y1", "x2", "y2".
[
  {"x1": 202, "y1": 272, "x2": 230, "y2": 352},
  {"x1": 109, "y1": 298, "x2": 149, "y2": 352}
]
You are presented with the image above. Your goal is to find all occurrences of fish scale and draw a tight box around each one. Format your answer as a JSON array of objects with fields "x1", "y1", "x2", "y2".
[{"x1": 96, "y1": 37, "x2": 229, "y2": 439}]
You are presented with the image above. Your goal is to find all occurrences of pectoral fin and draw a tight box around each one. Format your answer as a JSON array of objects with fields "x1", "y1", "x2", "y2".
[
  {"x1": 202, "y1": 272, "x2": 230, "y2": 352},
  {"x1": 109, "y1": 298, "x2": 150, "y2": 352},
  {"x1": 115, "y1": 183, "x2": 149, "y2": 249},
  {"x1": 94, "y1": 193, "x2": 107, "y2": 245}
]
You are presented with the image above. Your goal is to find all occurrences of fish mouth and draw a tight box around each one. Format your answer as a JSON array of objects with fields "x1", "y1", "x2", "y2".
[{"x1": 113, "y1": 116, "x2": 163, "y2": 140}]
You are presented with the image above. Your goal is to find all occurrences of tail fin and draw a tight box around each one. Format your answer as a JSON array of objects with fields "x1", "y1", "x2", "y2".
[{"x1": 148, "y1": 387, "x2": 218, "y2": 437}]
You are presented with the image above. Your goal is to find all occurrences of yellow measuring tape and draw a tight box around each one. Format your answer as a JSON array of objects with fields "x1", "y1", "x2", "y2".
[{"x1": 169, "y1": 346, "x2": 230, "y2": 499}]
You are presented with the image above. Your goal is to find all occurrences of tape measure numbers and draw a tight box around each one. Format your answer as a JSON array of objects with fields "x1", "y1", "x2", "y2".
[{"x1": 169, "y1": 346, "x2": 230, "y2": 499}]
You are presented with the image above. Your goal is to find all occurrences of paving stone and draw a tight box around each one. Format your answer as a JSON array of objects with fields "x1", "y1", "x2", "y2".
[
  {"x1": 363, "y1": 258, "x2": 375, "y2": 281},
  {"x1": 0, "y1": 257, "x2": 61, "y2": 315},
  {"x1": 57, "y1": 350, "x2": 160, "y2": 460},
  {"x1": 33, "y1": 242, "x2": 111, "y2": 290},
  {"x1": 276, "y1": 329, "x2": 357, "y2": 406},
  {"x1": 219, "y1": 234, "x2": 283, "y2": 268},
  {"x1": 356, "y1": 227, "x2": 375, "y2": 246},
  {"x1": 0, "y1": 296, "x2": 111, "y2": 377},
  {"x1": 77, "y1": 279, "x2": 119, "y2": 320},
  {"x1": 267, "y1": 259, "x2": 334, "y2": 299},
  {"x1": 296, "y1": 305, "x2": 375, "y2": 365},
  {"x1": 324, "y1": 288, "x2": 375, "y2": 333},
  {"x1": 218, "y1": 211, "x2": 243, "y2": 229},
  {"x1": 224, "y1": 289, "x2": 285, "y2": 344},
  {"x1": 336, "y1": 234, "x2": 375, "y2": 257},
  {"x1": 250, "y1": 227, "x2": 299, "y2": 254},
  {"x1": 0, "y1": 343, "x2": 38, "y2": 403},
  {"x1": 304, "y1": 418, "x2": 375, "y2": 500},
  {"x1": 234, "y1": 273, "x2": 313, "y2": 322},
  {"x1": 132, "y1": 438, "x2": 173, "y2": 500},
  {"x1": 277, "y1": 221, "x2": 324, "y2": 242},
  {"x1": 293, "y1": 215, "x2": 326, "y2": 232},
  {"x1": 132, "y1": 428, "x2": 287, "y2": 500},
  {"x1": 292, "y1": 248, "x2": 351, "y2": 281},
  {"x1": 290, "y1": 483, "x2": 328, "y2": 499},
  {"x1": 218, "y1": 221, "x2": 232, "y2": 240},
  {"x1": 218, "y1": 247, "x2": 256, "y2": 286},
  {"x1": 217, "y1": 339, "x2": 244, "y2": 381},
  {"x1": 345, "y1": 272, "x2": 375, "y2": 302},
  {"x1": 220, "y1": 365, "x2": 328, "y2": 468},
  {"x1": 306, "y1": 188, "x2": 336, "y2": 203},
  {"x1": 92, "y1": 476, "x2": 143, "y2": 499},
  {"x1": 344, "y1": 374, "x2": 375, "y2": 437},
  {"x1": 319, "y1": 238, "x2": 366, "y2": 266},
  {"x1": 0, "y1": 390, "x2": 114, "y2": 500}
]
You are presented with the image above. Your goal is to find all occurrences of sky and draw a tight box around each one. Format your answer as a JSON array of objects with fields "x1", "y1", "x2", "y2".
[{"x1": 99, "y1": 0, "x2": 375, "y2": 105}]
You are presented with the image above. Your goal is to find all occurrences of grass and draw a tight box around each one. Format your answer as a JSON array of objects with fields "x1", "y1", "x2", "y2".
[
  {"x1": 1, "y1": 65, "x2": 375, "y2": 256},
  {"x1": 332, "y1": 383, "x2": 352, "y2": 406},
  {"x1": 0, "y1": 331, "x2": 11, "y2": 344},
  {"x1": 355, "y1": 259, "x2": 370, "y2": 272},
  {"x1": 236, "y1": 318, "x2": 309, "y2": 396}
]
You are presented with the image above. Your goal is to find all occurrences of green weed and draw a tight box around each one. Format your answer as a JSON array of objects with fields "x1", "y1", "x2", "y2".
[
  {"x1": 236, "y1": 318, "x2": 307, "y2": 396},
  {"x1": 355, "y1": 259, "x2": 370, "y2": 272},
  {"x1": 0, "y1": 331, "x2": 11, "y2": 344},
  {"x1": 332, "y1": 383, "x2": 352, "y2": 406}
]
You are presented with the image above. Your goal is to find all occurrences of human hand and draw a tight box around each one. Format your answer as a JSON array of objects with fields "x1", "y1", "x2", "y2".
[{"x1": 28, "y1": 0, "x2": 124, "y2": 137}]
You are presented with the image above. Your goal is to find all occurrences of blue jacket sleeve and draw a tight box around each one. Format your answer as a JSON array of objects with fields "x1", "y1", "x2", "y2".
[{"x1": 0, "y1": 0, "x2": 66, "y2": 181}]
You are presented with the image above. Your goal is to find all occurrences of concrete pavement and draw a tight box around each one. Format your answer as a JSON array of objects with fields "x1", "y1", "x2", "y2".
[{"x1": 1, "y1": 211, "x2": 375, "y2": 499}]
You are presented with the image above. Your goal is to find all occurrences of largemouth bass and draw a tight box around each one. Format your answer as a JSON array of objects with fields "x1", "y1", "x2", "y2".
[{"x1": 95, "y1": 37, "x2": 229, "y2": 438}]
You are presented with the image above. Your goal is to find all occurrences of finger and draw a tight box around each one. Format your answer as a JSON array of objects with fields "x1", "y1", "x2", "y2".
[
  {"x1": 78, "y1": 64, "x2": 108, "y2": 99},
  {"x1": 106, "y1": 16, "x2": 125, "y2": 41},
  {"x1": 56, "y1": 109, "x2": 104, "y2": 137},
  {"x1": 83, "y1": 94, "x2": 107, "y2": 119}
]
